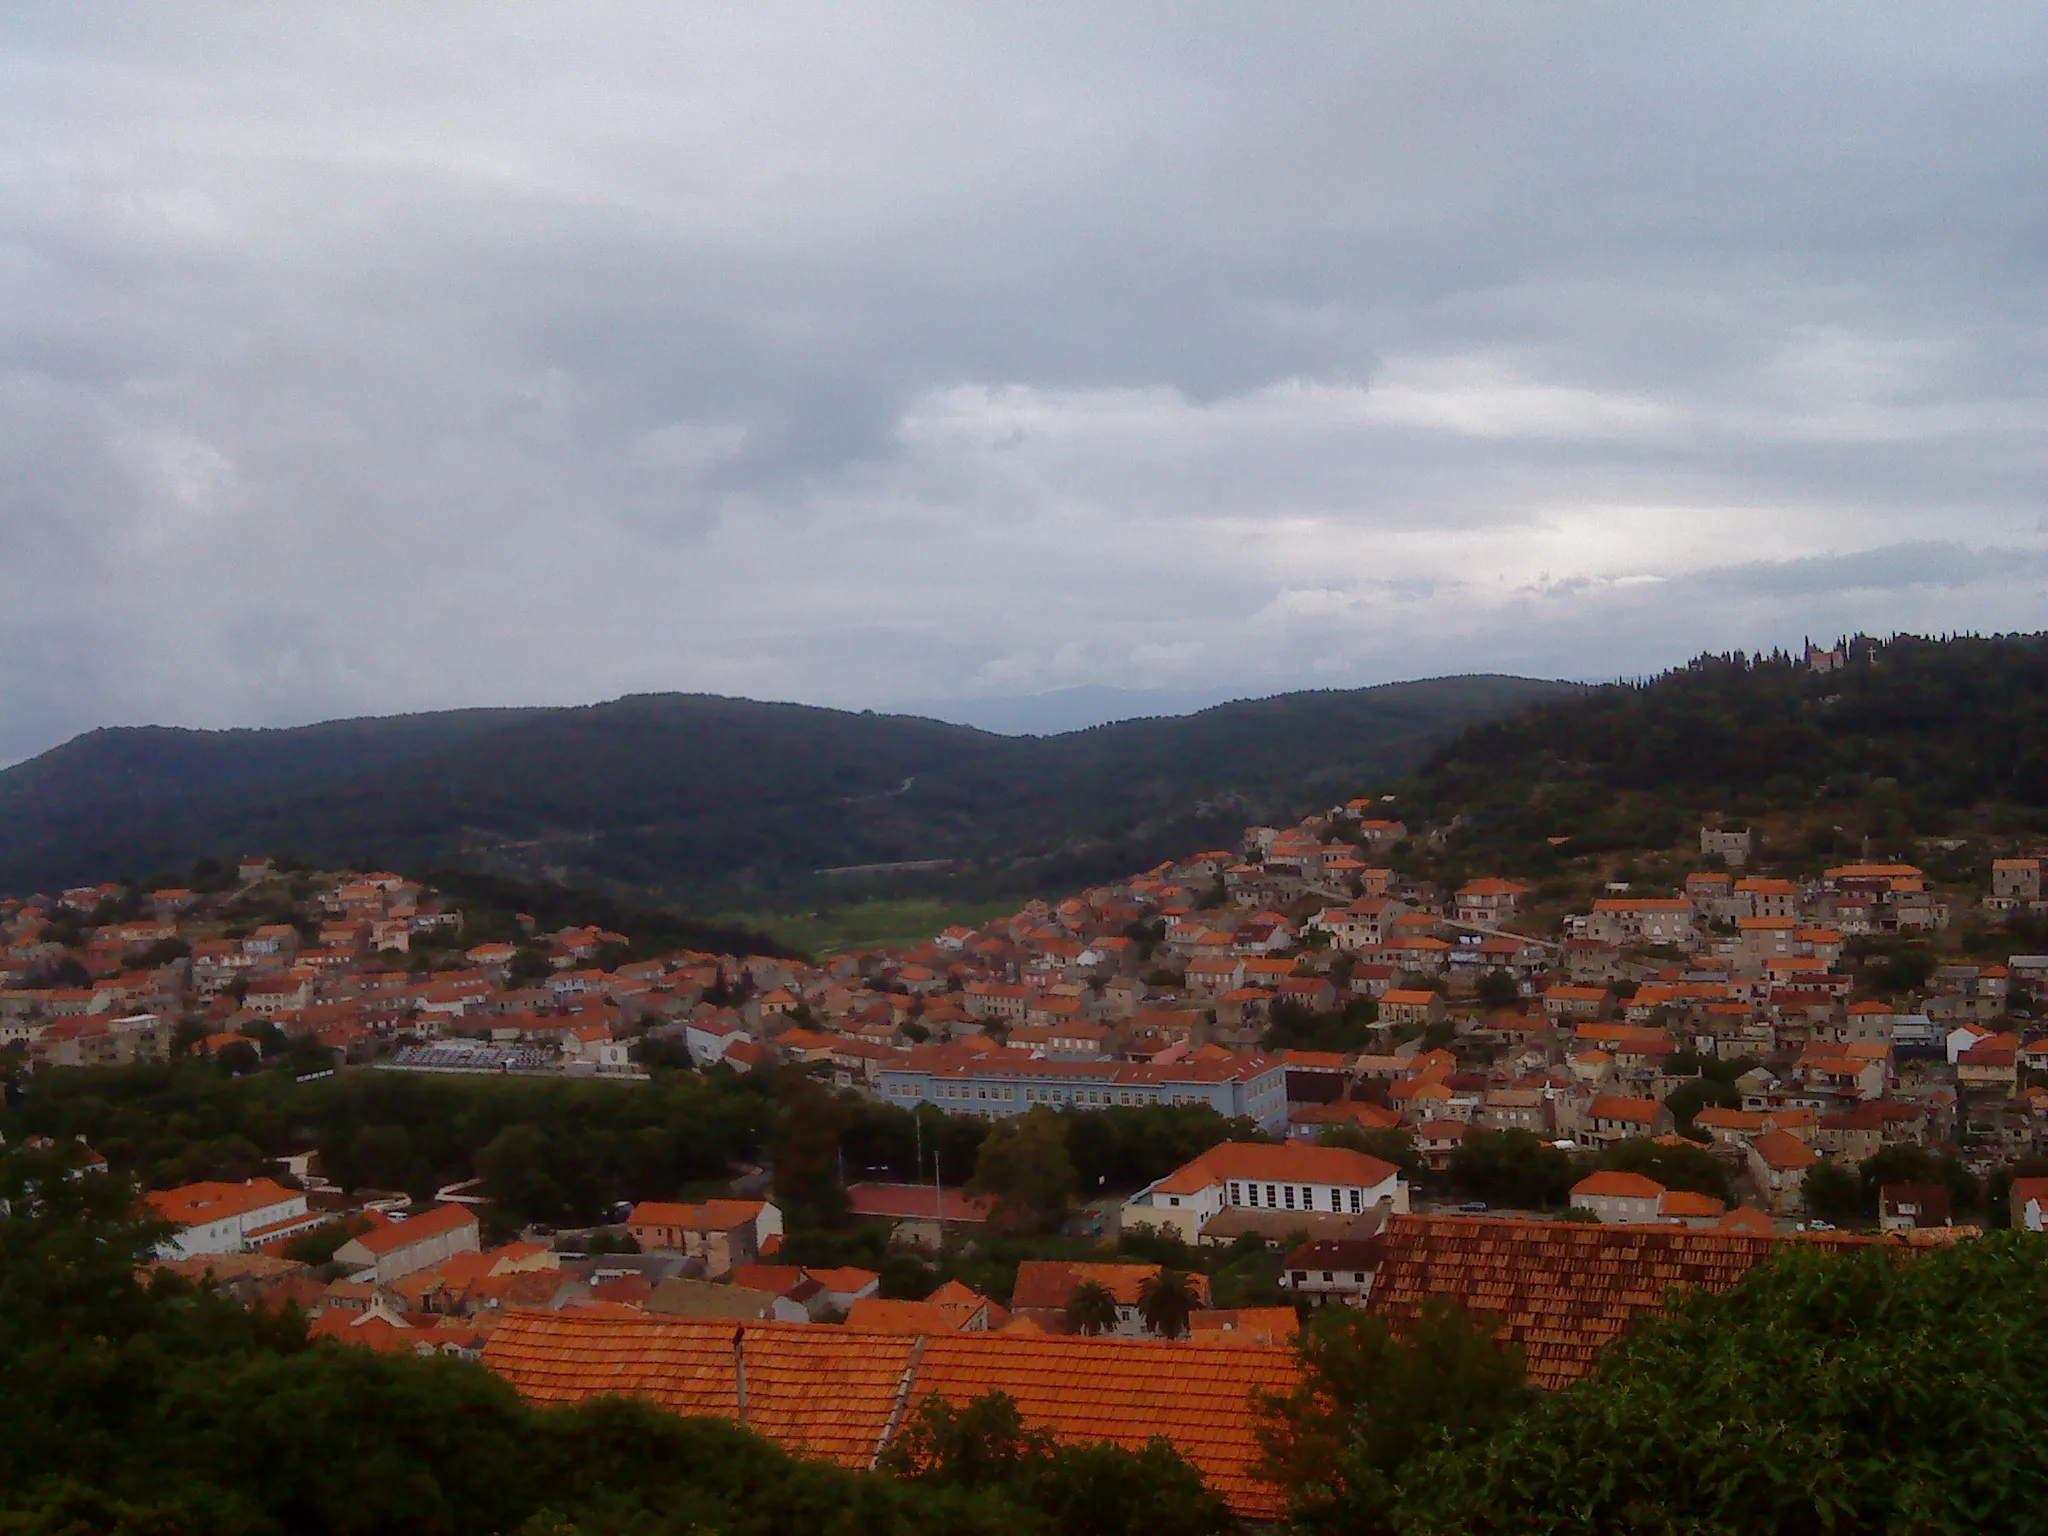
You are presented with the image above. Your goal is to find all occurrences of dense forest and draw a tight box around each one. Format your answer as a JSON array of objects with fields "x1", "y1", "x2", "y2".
[
  {"x1": 0, "y1": 676, "x2": 1569, "y2": 902},
  {"x1": 1401, "y1": 633, "x2": 2048, "y2": 879}
]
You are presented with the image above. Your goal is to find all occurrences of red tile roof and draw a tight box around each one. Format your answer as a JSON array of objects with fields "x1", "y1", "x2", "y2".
[
  {"x1": 340, "y1": 1202, "x2": 478, "y2": 1256},
  {"x1": 483, "y1": 1309, "x2": 742, "y2": 1419},
  {"x1": 1586, "y1": 1093, "x2": 1664, "y2": 1124},
  {"x1": 480, "y1": 1311, "x2": 1293, "y2": 1519},
  {"x1": 1368, "y1": 1215, "x2": 1784, "y2": 1390},
  {"x1": 844, "y1": 1183, "x2": 992, "y2": 1223},
  {"x1": 908, "y1": 1331, "x2": 1294, "y2": 1520},
  {"x1": 143, "y1": 1178, "x2": 300, "y2": 1228},
  {"x1": 626, "y1": 1198, "x2": 766, "y2": 1232},
  {"x1": 1571, "y1": 1170, "x2": 1663, "y2": 1200},
  {"x1": 1168, "y1": 1141, "x2": 1400, "y2": 1188},
  {"x1": 1751, "y1": 1129, "x2": 1819, "y2": 1171},
  {"x1": 841, "y1": 1297, "x2": 982, "y2": 1334},
  {"x1": 736, "y1": 1326, "x2": 919, "y2": 1464}
]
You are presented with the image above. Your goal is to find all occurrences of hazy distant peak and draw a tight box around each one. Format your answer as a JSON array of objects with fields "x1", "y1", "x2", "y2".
[{"x1": 894, "y1": 685, "x2": 1252, "y2": 736}]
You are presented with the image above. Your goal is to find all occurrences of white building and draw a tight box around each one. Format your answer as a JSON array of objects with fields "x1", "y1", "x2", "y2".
[
  {"x1": 144, "y1": 1179, "x2": 322, "y2": 1258},
  {"x1": 1120, "y1": 1142, "x2": 1407, "y2": 1244},
  {"x1": 880, "y1": 1049, "x2": 1288, "y2": 1133},
  {"x1": 1569, "y1": 1170, "x2": 1665, "y2": 1224},
  {"x1": 333, "y1": 1203, "x2": 481, "y2": 1283}
]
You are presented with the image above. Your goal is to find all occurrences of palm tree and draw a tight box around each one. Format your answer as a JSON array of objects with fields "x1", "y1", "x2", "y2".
[
  {"x1": 1066, "y1": 1278, "x2": 1120, "y2": 1337},
  {"x1": 1137, "y1": 1268, "x2": 1198, "y2": 1340}
]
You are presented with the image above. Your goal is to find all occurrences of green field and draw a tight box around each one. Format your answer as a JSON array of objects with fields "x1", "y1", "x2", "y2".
[{"x1": 712, "y1": 896, "x2": 1026, "y2": 957}]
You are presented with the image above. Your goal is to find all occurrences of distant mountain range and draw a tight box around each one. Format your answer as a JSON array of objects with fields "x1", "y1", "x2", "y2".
[
  {"x1": 0, "y1": 674, "x2": 1573, "y2": 902},
  {"x1": 895, "y1": 685, "x2": 1252, "y2": 736}
]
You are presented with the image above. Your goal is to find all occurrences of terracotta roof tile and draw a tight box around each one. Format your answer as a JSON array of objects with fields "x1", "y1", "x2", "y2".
[
  {"x1": 482, "y1": 1308, "x2": 740, "y2": 1418},
  {"x1": 480, "y1": 1312, "x2": 1292, "y2": 1519},
  {"x1": 907, "y1": 1332, "x2": 1294, "y2": 1520},
  {"x1": 738, "y1": 1326, "x2": 918, "y2": 1465},
  {"x1": 1368, "y1": 1215, "x2": 1783, "y2": 1390},
  {"x1": 340, "y1": 1203, "x2": 477, "y2": 1256}
]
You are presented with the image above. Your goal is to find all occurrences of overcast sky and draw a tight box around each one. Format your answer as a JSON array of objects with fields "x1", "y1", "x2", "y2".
[{"x1": 3, "y1": 5, "x2": 2044, "y2": 762}]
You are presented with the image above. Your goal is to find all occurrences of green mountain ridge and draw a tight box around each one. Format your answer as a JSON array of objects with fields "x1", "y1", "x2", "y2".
[
  {"x1": 1402, "y1": 633, "x2": 2048, "y2": 879},
  {"x1": 0, "y1": 675, "x2": 1573, "y2": 901}
]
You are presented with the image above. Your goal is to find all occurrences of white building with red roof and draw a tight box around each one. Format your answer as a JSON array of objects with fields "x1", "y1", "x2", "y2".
[
  {"x1": 1119, "y1": 1141, "x2": 1406, "y2": 1244},
  {"x1": 878, "y1": 1046, "x2": 1288, "y2": 1131},
  {"x1": 144, "y1": 1178, "x2": 322, "y2": 1258},
  {"x1": 1570, "y1": 1169, "x2": 1665, "y2": 1224},
  {"x1": 332, "y1": 1203, "x2": 482, "y2": 1283}
]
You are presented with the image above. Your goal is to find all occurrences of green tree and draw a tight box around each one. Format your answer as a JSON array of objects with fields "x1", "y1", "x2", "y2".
[
  {"x1": 280, "y1": 1215, "x2": 373, "y2": 1266},
  {"x1": 1255, "y1": 1298, "x2": 1528, "y2": 1535},
  {"x1": 1066, "y1": 1279, "x2": 1120, "y2": 1338},
  {"x1": 1473, "y1": 970, "x2": 1519, "y2": 1011},
  {"x1": 1598, "y1": 1136, "x2": 1734, "y2": 1203},
  {"x1": 508, "y1": 946, "x2": 553, "y2": 983},
  {"x1": 139, "y1": 937, "x2": 191, "y2": 968},
  {"x1": 347, "y1": 1123, "x2": 423, "y2": 1194},
  {"x1": 882, "y1": 1392, "x2": 1228, "y2": 1536},
  {"x1": 476, "y1": 1123, "x2": 566, "y2": 1227},
  {"x1": 770, "y1": 1076, "x2": 852, "y2": 1229},
  {"x1": 1859, "y1": 1142, "x2": 1981, "y2": 1216},
  {"x1": 966, "y1": 1109, "x2": 1075, "y2": 1233},
  {"x1": 1802, "y1": 1158, "x2": 1862, "y2": 1225},
  {"x1": 1662, "y1": 1071, "x2": 1739, "y2": 1130},
  {"x1": 882, "y1": 1391, "x2": 1056, "y2": 1489},
  {"x1": 1315, "y1": 1126, "x2": 1421, "y2": 1181},
  {"x1": 1136, "y1": 1269, "x2": 1198, "y2": 1341},
  {"x1": 1025, "y1": 1437, "x2": 1230, "y2": 1536},
  {"x1": 1448, "y1": 1129, "x2": 1573, "y2": 1209},
  {"x1": 1399, "y1": 1235, "x2": 2048, "y2": 1534}
]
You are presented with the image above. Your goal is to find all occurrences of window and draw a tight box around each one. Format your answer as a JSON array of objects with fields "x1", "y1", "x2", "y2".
[
  {"x1": 1322, "y1": 1271, "x2": 1334, "y2": 1283},
  {"x1": 1348, "y1": 1188, "x2": 1361, "y2": 1213},
  {"x1": 1284, "y1": 1185, "x2": 1296, "y2": 1210},
  {"x1": 1228, "y1": 1182, "x2": 1241, "y2": 1205},
  {"x1": 1168, "y1": 1196, "x2": 1180, "y2": 1207},
  {"x1": 1265, "y1": 1184, "x2": 1277, "y2": 1206}
]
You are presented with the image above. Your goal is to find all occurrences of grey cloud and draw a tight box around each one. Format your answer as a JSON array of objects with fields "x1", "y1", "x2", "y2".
[{"x1": 2, "y1": 5, "x2": 2047, "y2": 762}]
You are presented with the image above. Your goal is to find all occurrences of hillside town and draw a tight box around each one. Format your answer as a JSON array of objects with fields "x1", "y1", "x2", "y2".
[
  {"x1": 9, "y1": 811, "x2": 2048, "y2": 1519},
  {"x1": 10, "y1": 815, "x2": 2048, "y2": 1213}
]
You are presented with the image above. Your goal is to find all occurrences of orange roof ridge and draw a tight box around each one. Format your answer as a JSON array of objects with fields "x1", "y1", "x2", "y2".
[{"x1": 480, "y1": 1310, "x2": 1294, "y2": 1519}]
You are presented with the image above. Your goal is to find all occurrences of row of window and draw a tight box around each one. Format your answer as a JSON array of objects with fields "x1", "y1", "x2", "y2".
[
  {"x1": 1227, "y1": 1181, "x2": 1366, "y2": 1214},
  {"x1": 888, "y1": 1079, "x2": 1217, "y2": 1109}
]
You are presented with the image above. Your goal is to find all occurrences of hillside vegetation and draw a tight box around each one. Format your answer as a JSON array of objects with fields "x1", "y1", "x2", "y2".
[
  {"x1": 0, "y1": 676, "x2": 1569, "y2": 902},
  {"x1": 1398, "y1": 634, "x2": 2048, "y2": 886}
]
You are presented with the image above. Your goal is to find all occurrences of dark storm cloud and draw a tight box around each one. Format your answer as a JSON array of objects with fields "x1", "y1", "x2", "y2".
[{"x1": 1, "y1": 4, "x2": 2044, "y2": 761}]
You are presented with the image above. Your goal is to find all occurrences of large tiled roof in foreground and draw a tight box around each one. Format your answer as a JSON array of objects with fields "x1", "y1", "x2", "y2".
[
  {"x1": 1368, "y1": 1215, "x2": 1782, "y2": 1389},
  {"x1": 910, "y1": 1332, "x2": 1296, "y2": 1520},
  {"x1": 481, "y1": 1311, "x2": 1294, "y2": 1520},
  {"x1": 481, "y1": 1309, "x2": 742, "y2": 1419},
  {"x1": 737, "y1": 1325, "x2": 920, "y2": 1466}
]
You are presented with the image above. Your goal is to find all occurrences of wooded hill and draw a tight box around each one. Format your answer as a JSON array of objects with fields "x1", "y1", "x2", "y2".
[
  {"x1": 0, "y1": 675, "x2": 1569, "y2": 903},
  {"x1": 1399, "y1": 634, "x2": 2048, "y2": 883}
]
